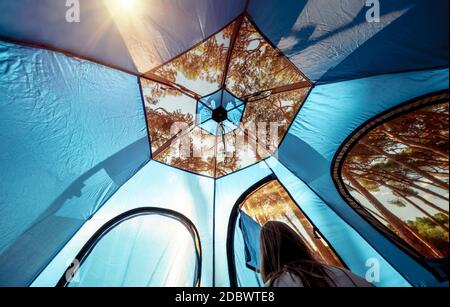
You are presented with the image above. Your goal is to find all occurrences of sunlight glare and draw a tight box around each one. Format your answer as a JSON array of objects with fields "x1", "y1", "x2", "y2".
[{"x1": 115, "y1": 0, "x2": 137, "y2": 10}]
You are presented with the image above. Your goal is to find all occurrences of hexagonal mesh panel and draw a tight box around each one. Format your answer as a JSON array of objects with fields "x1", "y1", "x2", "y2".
[{"x1": 141, "y1": 16, "x2": 312, "y2": 178}]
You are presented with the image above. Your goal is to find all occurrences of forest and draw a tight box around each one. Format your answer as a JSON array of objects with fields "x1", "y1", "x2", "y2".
[
  {"x1": 241, "y1": 180, "x2": 344, "y2": 267},
  {"x1": 141, "y1": 17, "x2": 310, "y2": 178},
  {"x1": 343, "y1": 102, "x2": 449, "y2": 258}
]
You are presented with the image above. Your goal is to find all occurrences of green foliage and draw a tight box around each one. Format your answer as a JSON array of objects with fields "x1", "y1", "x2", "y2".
[
  {"x1": 359, "y1": 178, "x2": 380, "y2": 192},
  {"x1": 407, "y1": 213, "x2": 449, "y2": 257},
  {"x1": 343, "y1": 102, "x2": 449, "y2": 258},
  {"x1": 388, "y1": 199, "x2": 407, "y2": 208}
]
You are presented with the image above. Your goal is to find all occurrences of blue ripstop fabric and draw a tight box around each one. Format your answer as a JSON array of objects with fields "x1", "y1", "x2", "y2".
[
  {"x1": 248, "y1": 0, "x2": 449, "y2": 83},
  {"x1": 277, "y1": 68, "x2": 449, "y2": 286},
  {"x1": 0, "y1": 0, "x2": 245, "y2": 74},
  {"x1": 239, "y1": 211, "x2": 262, "y2": 271},
  {"x1": 0, "y1": 40, "x2": 150, "y2": 286}
]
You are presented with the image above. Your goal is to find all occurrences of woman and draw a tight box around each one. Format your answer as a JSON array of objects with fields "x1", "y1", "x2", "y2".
[{"x1": 260, "y1": 221, "x2": 374, "y2": 287}]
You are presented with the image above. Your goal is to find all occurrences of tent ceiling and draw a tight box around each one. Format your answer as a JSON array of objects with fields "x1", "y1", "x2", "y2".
[
  {"x1": 141, "y1": 15, "x2": 312, "y2": 178},
  {"x1": 0, "y1": 1, "x2": 447, "y2": 83},
  {"x1": 0, "y1": 0, "x2": 448, "y2": 287}
]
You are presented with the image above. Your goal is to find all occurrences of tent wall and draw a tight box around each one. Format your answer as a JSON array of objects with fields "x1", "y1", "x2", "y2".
[
  {"x1": 233, "y1": 216, "x2": 263, "y2": 287},
  {"x1": 0, "y1": 0, "x2": 245, "y2": 75},
  {"x1": 214, "y1": 162, "x2": 273, "y2": 286},
  {"x1": 214, "y1": 157, "x2": 422, "y2": 287},
  {"x1": 2, "y1": 1, "x2": 447, "y2": 83},
  {"x1": 0, "y1": 41, "x2": 149, "y2": 286},
  {"x1": 248, "y1": 0, "x2": 449, "y2": 83},
  {"x1": 277, "y1": 68, "x2": 449, "y2": 286},
  {"x1": 67, "y1": 214, "x2": 199, "y2": 287},
  {"x1": 0, "y1": 0, "x2": 447, "y2": 288},
  {"x1": 266, "y1": 158, "x2": 411, "y2": 287},
  {"x1": 32, "y1": 161, "x2": 214, "y2": 287}
]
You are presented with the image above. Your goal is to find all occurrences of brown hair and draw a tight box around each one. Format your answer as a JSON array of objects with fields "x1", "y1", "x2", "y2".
[{"x1": 260, "y1": 221, "x2": 336, "y2": 287}]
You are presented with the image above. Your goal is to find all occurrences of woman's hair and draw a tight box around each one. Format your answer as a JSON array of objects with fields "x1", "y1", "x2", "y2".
[{"x1": 260, "y1": 221, "x2": 336, "y2": 287}]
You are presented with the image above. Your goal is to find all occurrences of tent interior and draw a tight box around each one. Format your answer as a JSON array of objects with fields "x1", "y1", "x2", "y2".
[{"x1": 0, "y1": 0, "x2": 448, "y2": 287}]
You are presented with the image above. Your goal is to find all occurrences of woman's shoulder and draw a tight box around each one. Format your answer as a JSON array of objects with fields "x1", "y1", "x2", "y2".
[
  {"x1": 324, "y1": 265, "x2": 374, "y2": 287},
  {"x1": 267, "y1": 272, "x2": 305, "y2": 287},
  {"x1": 267, "y1": 265, "x2": 375, "y2": 287}
]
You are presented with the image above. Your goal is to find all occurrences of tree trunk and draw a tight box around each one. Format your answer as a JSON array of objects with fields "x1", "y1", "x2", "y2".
[
  {"x1": 153, "y1": 123, "x2": 196, "y2": 158},
  {"x1": 382, "y1": 126, "x2": 449, "y2": 160},
  {"x1": 360, "y1": 176, "x2": 449, "y2": 218},
  {"x1": 361, "y1": 141, "x2": 449, "y2": 190},
  {"x1": 290, "y1": 210, "x2": 343, "y2": 267},
  {"x1": 410, "y1": 193, "x2": 449, "y2": 217},
  {"x1": 398, "y1": 194, "x2": 449, "y2": 232},
  {"x1": 281, "y1": 212, "x2": 305, "y2": 240},
  {"x1": 344, "y1": 169, "x2": 443, "y2": 258},
  {"x1": 360, "y1": 168, "x2": 449, "y2": 202}
]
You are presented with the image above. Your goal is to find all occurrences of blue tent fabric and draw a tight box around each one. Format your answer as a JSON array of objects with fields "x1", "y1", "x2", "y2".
[
  {"x1": 248, "y1": 0, "x2": 449, "y2": 83},
  {"x1": 0, "y1": 0, "x2": 137, "y2": 73},
  {"x1": 214, "y1": 162, "x2": 273, "y2": 286},
  {"x1": 0, "y1": 0, "x2": 245, "y2": 74},
  {"x1": 0, "y1": 0, "x2": 448, "y2": 287},
  {"x1": 279, "y1": 68, "x2": 449, "y2": 171},
  {"x1": 233, "y1": 219, "x2": 263, "y2": 287},
  {"x1": 31, "y1": 160, "x2": 215, "y2": 287},
  {"x1": 68, "y1": 214, "x2": 199, "y2": 287},
  {"x1": 277, "y1": 69, "x2": 449, "y2": 286},
  {"x1": 239, "y1": 211, "x2": 261, "y2": 271},
  {"x1": 266, "y1": 158, "x2": 413, "y2": 287},
  {"x1": 2, "y1": 1, "x2": 447, "y2": 82},
  {"x1": 0, "y1": 40, "x2": 149, "y2": 286}
]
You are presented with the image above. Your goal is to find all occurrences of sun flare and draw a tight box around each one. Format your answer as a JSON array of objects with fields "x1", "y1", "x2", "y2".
[
  {"x1": 116, "y1": 0, "x2": 137, "y2": 10},
  {"x1": 106, "y1": 0, "x2": 138, "y2": 12}
]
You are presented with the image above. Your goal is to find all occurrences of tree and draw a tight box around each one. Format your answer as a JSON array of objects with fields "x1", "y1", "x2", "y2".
[
  {"x1": 141, "y1": 17, "x2": 312, "y2": 178},
  {"x1": 242, "y1": 88, "x2": 309, "y2": 143},
  {"x1": 225, "y1": 18, "x2": 307, "y2": 98},
  {"x1": 344, "y1": 168, "x2": 443, "y2": 258},
  {"x1": 342, "y1": 102, "x2": 449, "y2": 258},
  {"x1": 146, "y1": 108, "x2": 193, "y2": 152},
  {"x1": 150, "y1": 22, "x2": 234, "y2": 96},
  {"x1": 408, "y1": 213, "x2": 449, "y2": 257},
  {"x1": 241, "y1": 180, "x2": 344, "y2": 267}
]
